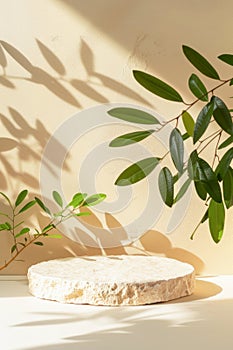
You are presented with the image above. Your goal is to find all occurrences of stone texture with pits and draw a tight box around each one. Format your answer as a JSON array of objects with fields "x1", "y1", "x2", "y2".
[{"x1": 28, "y1": 255, "x2": 195, "y2": 306}]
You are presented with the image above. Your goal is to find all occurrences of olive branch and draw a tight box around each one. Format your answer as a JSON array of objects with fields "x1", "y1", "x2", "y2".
[
  {"x1": 108, "y1": 45, "x2": 233, "y2": 243},
  {"x1": 0, "y1": 190, "x2": 106, "y2": 270}
]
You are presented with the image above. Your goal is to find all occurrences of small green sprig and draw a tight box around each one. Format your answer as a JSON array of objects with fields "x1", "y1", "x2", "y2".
[{"x1": 0, "y1": 190, "x2": 106, "y2": 271}]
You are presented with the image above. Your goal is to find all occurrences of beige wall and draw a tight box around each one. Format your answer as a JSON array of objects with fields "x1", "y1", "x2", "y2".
[{"x1": 0, "y1": 0, "x2": 233, "y2": 275}]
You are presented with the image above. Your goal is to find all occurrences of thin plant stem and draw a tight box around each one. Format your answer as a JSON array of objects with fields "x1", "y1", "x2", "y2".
[
  {"x1": 12, "y1": 207, "x2": 19, "y2": 253},
  {"x1": 0, "y1": 201, "x2": 87, "y2": 271},
  {"x1": 197, "y1": 131, "x2": 222, "y2": 155},
  {"x1": 0, "y1": 224, "x2": 55, "y2": 271},
  {"x1": 197, "y1": 129, "x2": 221, "y2": 146},
  {"x1": 190, "y1": 222, "x2": 201, "y2": 240},
  {"x1": 157, "y1": 78, "x2": 232, "y2": 131},
  {"x1": 212, "y1": 131, "x2": 222, "y2": 168}
]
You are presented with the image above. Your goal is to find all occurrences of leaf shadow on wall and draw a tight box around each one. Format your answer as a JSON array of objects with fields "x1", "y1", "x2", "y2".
[
  {"x1": 17, "y1": 204, "x2": 205, "y2": 278},
  {"x1": 67, "y1": 208, "x2": 204, "y2": 275},
  {"x1": 140, "y1": 230, "x2": 205, "y2": 275},
  {"x1": 0, "y1": 107, "x2": 69, "y2": 192},
  {"x1": 0, "y1": 40, "x2": 204, "y2": 277},
  {"x1": 0, "y1": 39, "x2": 152, "y2": 108},
  {"x1": 15, "y1": 207, "x2": 128, "y2": 274},
  {"x1": 0, "y1": 38, "x2": 153, "y2": 274},
  {"x1": 0, "y1": 38, "x2": 152, "y2": 192}
]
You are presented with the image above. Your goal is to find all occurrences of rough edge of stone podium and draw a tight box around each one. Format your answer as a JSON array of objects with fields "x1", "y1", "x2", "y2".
[{"x1": 28, "y1": 256, "x2": 195, "y2": 306}]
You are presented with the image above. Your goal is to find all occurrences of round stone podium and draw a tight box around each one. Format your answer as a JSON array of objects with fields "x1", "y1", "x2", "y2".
[{"x1": 28, "y1": 255, "x2": 195, "y2": 306}]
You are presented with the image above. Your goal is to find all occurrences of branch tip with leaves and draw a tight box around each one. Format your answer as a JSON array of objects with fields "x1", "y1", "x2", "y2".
[
  {"x1": 108, "y1": 45, "x2": 233, "y2": 243},
  {"x1": 0, "y1": 190, "x2": 106, "y2": 270}
]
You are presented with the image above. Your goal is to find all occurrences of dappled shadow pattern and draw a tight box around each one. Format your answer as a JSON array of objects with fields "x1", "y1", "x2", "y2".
[
  {"x1": 0, "y1": 39, "x2": 151, "y2": 107},
  {"x1": 14, "y1": 294, "x2": 232, "y2": 350},
  {"x1": 0, "y1": 39, "x2": 204, "y2": 276},
  {"x1": 0, "y1": 107, "x2": 67, "y2": 191},
  {"x1": 140, "y1": 230, "x2": 205, "y2": 274},
  {"x1": 0, "y1": 203, "x2": 205, "y2": 275},
  {"x1": 0, "y1": 37, "x2": 152, "y2": 199},
  {"x1": 0, "y1": 38, "x2": 151, "y2": 270},
  {"x1": 0, "y1": 202, "x2": 129, "y2": 274}
]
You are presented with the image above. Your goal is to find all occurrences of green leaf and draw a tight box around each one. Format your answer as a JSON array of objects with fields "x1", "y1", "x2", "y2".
[
  {"x1": 169, "y1": 128, "x2": 184, "y2": 173},
  {"x1": 107, "y1": 107, "x2": 160, "y2": 125},
  {"x1": 158, "y1": 167, "x2": 174, "y2": 207},
  {"x1": 193, "y1": 100, "x2": 214, "y2": 144},
  {"x1": 194, "y1": 181, "x2": 207, "y2": 200},
  {"x1": 188, "y1": 74, "x2": 208, "y2": 101},
  {"x1": 208, "y1": 199, "x2": 225, "y2": 243},
  {"x1": 15, "y1": 190, "x2": 28, "y2": 207},
  {"x1": 182, "y1": 132, "x2": 190, "y2": 141},
  {"x1": 109, "y1": 129, "x2": 155, "y2": 147},
  {"x1": 115, "y1": 157, "x2": 160, "y2": 186},
  {"x1": 11, "y1": 244, "x2": 17, "y2": 254},
  {"x1": 182, "y1": 45, "x2": 220, "y2": 80},
  {"x1": 188, "y1": 150, "x2": 199, "y2": 180},
  {"x1": 4, "y1": 222, "x2": 11, "y2": 230},
  {"x1": 201, "y1": 208, "x2": 209, "y2": 223},
  {"x1": 0, "y1": 192, "x2": 12, "y2": 207},
  {"x1": 195, "y1": 158, "x2": 222, "y2": 203},
  {"x1": 83, "y1": 193, "x2": 106, "y2": 206},
  {"x1": 34, "y1": 197, "x2": 51, "y2": 215},
  {"x1": 218, "y1": 54, "x2": 233, "y2": 66},
  {"x1": 0, "y1": 223, "x2": 11, "y2": 231},
  {"x1": 133, "y1": 70, "x2": 183, "y2": 102},
  {"x1": 212, "y1": 96, "x2": 233, "y2": 135},
  {"x1": 18, "y1": 200, "x2": 36, "y2": 214},
  {"x1": 172, "y1": 173, "x2": 180, "y2": 184},
  {"x1": 52, "y1": 191, "x2": 63, "y2": 208},
  {"x1": 218, "y1": 135, "x2": 233, "y2": 149},
  {"x1": 74, "y1": 212, "x2": 91, "y2": 216},
  {"x1": 42, "y1": 224, "x2": 55, "y2": 233},
  {"x1": 223, "y1": 167, "x2": 233, "y2": 208},
  {"x1": 69, "y1": 193, "x2": 87, "y2": 208},
  {"x1": 15, "y1": 227, "x2": 30, "y2": 238},
  {"x1": 195, "y1": 156, "x2": 218, "y2": 182},
  {"x1": 182, "y1": 111, "x2": 195, "y2": 137},
  {"x1": 47, "y1": 234, "x2": 62, "y2": 239},
  {"x1": 174, "y1": 178, "x2": 192, "y2": 203},
  {"x1": 34, "y1": 241, "x2": 43, "y2": 246},
  {"x1": 5, "y1": 222, "x2": 11, "y2": 229},
  {"x1": 215, "y1": 147, "x2": 233, "y2": 180}
]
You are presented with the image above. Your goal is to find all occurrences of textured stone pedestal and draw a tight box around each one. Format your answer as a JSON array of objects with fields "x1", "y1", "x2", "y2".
[{"x1": 28, "y1": 256, "x2": 195, "y2": 306}]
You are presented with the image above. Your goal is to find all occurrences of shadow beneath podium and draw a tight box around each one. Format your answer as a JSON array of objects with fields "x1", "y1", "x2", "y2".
[{"x1": 168, "y1": 279, "x2": 222, "y2": 303}]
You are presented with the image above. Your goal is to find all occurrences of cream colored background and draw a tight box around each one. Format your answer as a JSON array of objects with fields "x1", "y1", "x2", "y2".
[{"x1": 0, "y1": 0, "x2": 233, "y2": 275}]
